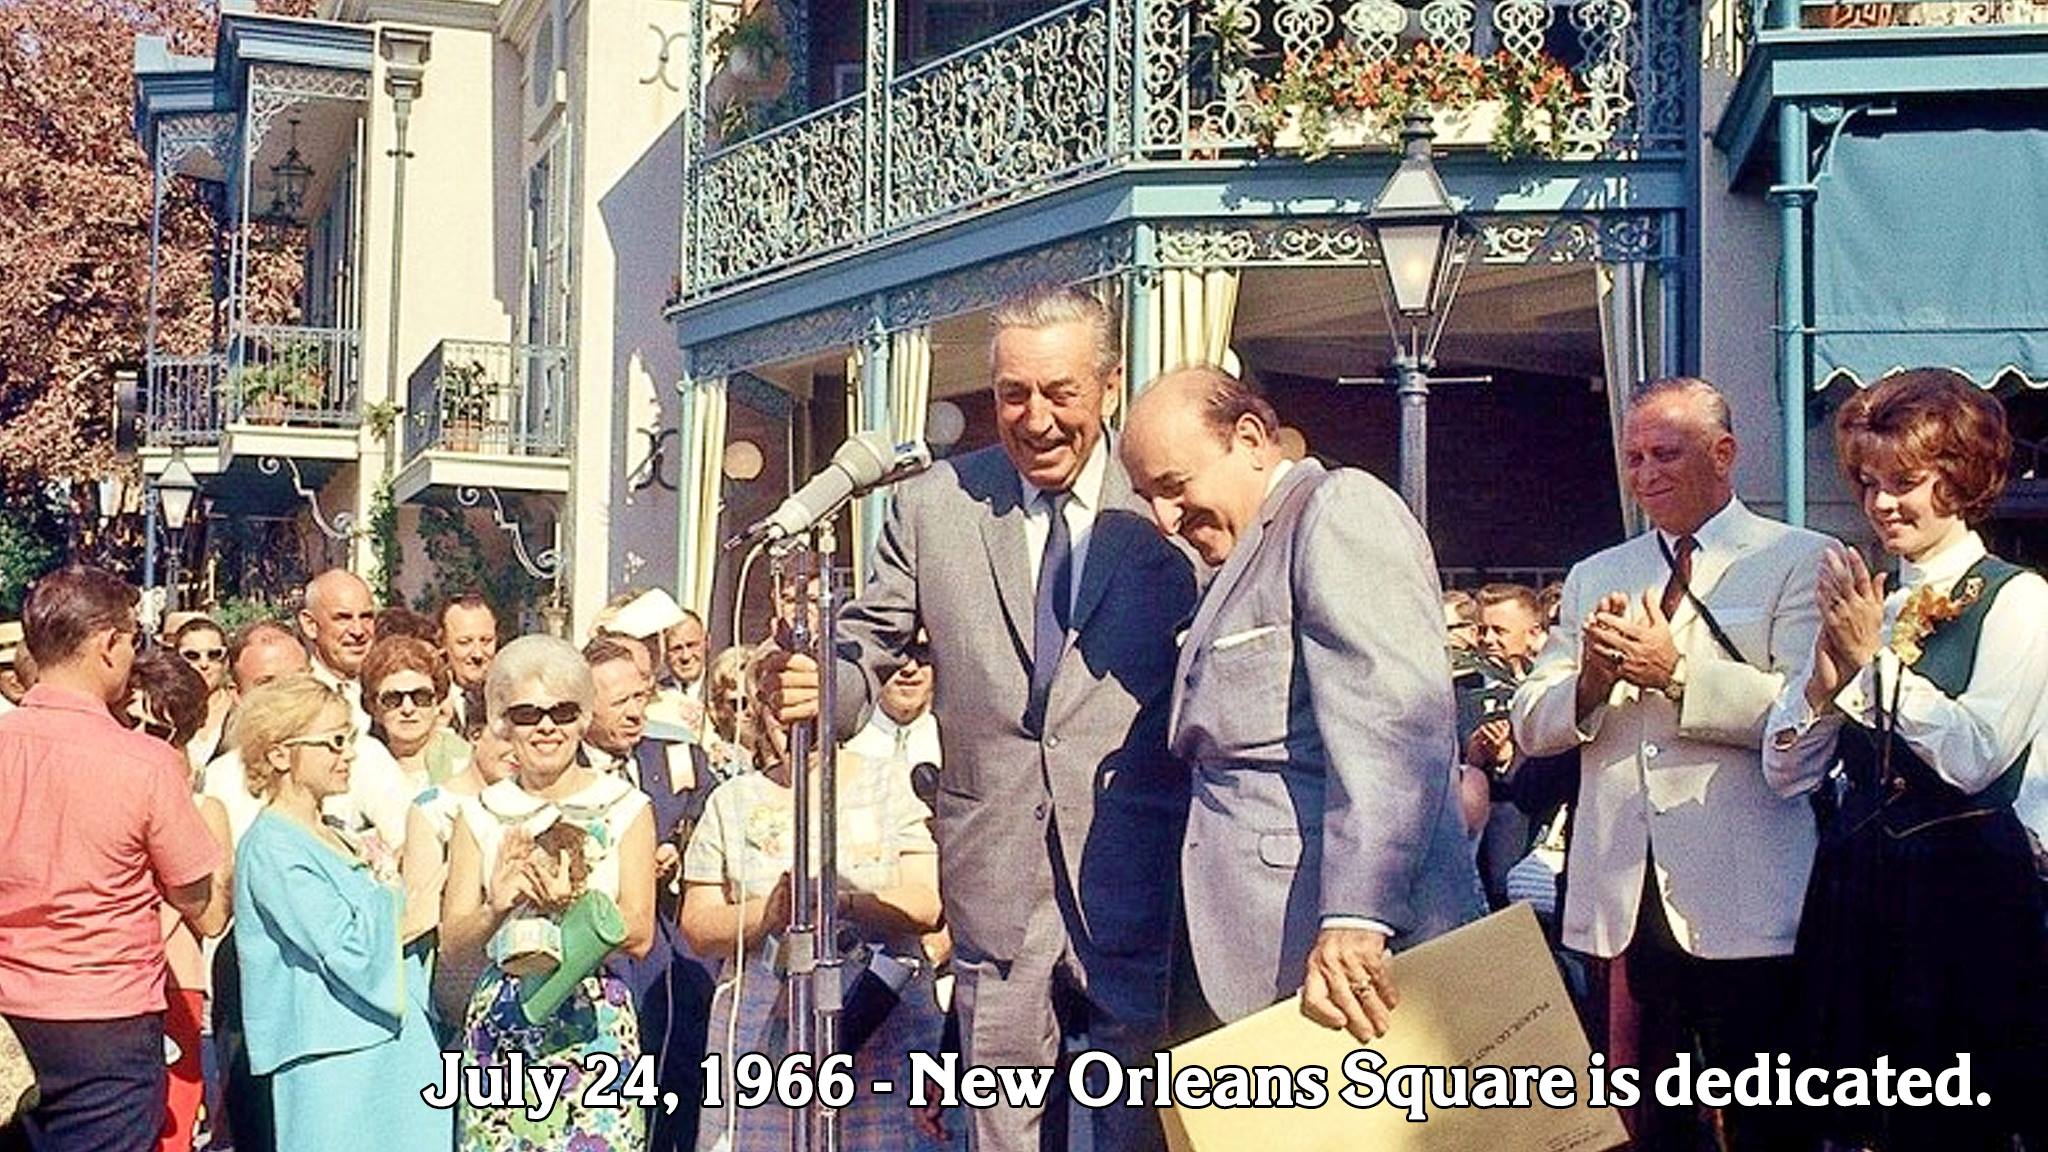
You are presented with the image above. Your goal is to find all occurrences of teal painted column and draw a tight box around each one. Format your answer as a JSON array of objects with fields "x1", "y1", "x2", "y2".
[
  {"x1": 1125, "y1": 222, "x2": 1158, "y2": 415},
  {"x1": 674, "y1": 363, "x2": 702, "y2": 618},
  {"x1": 1770, "y1": 103, "x2": 1814, "y2": 526}
]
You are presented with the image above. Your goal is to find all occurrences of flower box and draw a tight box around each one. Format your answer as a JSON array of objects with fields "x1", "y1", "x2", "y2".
[{"x1": 1269, "y1": 100, "x2": 1553, "y2": 153}]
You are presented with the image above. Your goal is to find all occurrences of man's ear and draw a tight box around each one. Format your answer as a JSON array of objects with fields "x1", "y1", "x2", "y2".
[
  {"x1": 1713, "y1": 431, "x2": 1739, "y2": 477},
  {"x1": 297, "y1": 606, "x2": 318, "y2": 643},
  {"x1": 1100, "y1": 368, "x2": 1124, "y2": 420},
  {"x1": 1236, "y1": 413, "x2": 1271, "y2": 453}
]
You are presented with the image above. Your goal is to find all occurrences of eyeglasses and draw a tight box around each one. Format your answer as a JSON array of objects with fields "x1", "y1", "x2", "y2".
[
  {"x1": 376, "y1": 686, "x2": 439, "y2": 711},
  {"x1": 504, "y1": 701, "x2": 583, "y2": 728},
  {"x1": 283, "y1": 729, "x2": 356, "y2": 754},
  {"x1": 179, "y1": 647, "x2": 226, "y2": 664}
]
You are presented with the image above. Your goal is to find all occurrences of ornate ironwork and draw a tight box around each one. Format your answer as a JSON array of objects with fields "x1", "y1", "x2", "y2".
[
  {"x1": 694, "y1": 102, "x2": 868, "y2": 288},
  {"x1": 1153, "y1": 214, "x2": 1667, "y2": 267},
  {"x1": 887, "y1": 1, "x2": 1117, "y2": 230},
  {"x1": 692, "y1": 303, "x2": 872, "y2": 379},
  {"x1": 885, "y1": 230, "x2": 1133, "y2": 329},
  {"x1": 256, "y1": 455, "x2": 355, "y2": 541},
  {"x1": 643, "y1": 22, "x2": 692, "y2": 90},
  {"x1": 156, "y1": 112, "x2": 237, "y2": 179},
  {"x1": 455, "y1": 487, "x2": 563, "y2": 580},
  {"x1": 246, "y1": 63, "x2": 370, "y2": 153}
]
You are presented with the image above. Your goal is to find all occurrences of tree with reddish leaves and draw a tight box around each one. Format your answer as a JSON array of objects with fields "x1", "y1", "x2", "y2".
[{"x1": 0, "y1": 0, "x2": 315, "y2": 493}]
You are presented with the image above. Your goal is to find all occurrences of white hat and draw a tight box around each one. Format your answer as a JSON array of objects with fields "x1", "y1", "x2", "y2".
[{"x1": 600, "y1": 588, "x2": 686, "y2": 641}]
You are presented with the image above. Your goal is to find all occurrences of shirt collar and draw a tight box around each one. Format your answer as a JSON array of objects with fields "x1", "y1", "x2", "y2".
[
  {"x1": 1658, "y1": 496, "x2": 1743, "y2": 556},
  {"x1": 1899, "y1": 528, "x2": 1986, "y2": 590},
  {"x1": 1263, "y1": 458, "x2": 1296, "y2": 498},
  {"x1": 1019, "y1": 433, "x2": 1109, "y2": 513},
  {"x1": 20, "y1": 683, "x2": 118, "y2": 718}
]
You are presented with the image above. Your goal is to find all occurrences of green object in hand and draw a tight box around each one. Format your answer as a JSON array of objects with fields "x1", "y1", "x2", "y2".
[{"x1": 518, "y1": 890, "x2": 627, "y2": 1024}]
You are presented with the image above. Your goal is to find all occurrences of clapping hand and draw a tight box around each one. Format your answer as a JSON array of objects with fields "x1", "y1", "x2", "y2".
[
  {"x1": 1816, "y1": 545, "x2": 1886, "y2": 671},
  {"x1": 487, "y1": 828, "x2": 536, "y2": 914},
  {"x1": 523, "y1": 848, "x2": 580, "y2": 914},
  {"x1": 1585, "y1": 591, "x2": 1681, "y2": 692}
]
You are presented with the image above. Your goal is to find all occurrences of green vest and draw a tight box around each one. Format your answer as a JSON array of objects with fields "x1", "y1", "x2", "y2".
[{"x1": 1835, "y1": 555, "x2": 2030, "y2": 838}]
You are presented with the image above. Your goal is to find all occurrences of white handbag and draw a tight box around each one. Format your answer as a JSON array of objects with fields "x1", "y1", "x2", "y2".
[{"x1": 1, "y1": 1014, "x2": 38, "y2": 1129}]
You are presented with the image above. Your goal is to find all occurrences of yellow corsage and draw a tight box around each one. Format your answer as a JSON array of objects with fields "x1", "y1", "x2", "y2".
[{"x1": 1889, "y1": 575, "x2": 1983, "y2": 666}]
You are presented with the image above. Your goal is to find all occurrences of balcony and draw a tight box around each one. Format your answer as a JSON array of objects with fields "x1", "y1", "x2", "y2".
[
  {"x1": 142, "y1": 325, "x2": 360, "y2": 459},
  {"x1": 394, "y1": 338, "x2": 572, "y2": 503},
  {"x1": 682, "y1": 0, "x2": 1686, "y2": 301},
  {"x1": 144, "y1": 354, "x2": 227, "y2": 448}
]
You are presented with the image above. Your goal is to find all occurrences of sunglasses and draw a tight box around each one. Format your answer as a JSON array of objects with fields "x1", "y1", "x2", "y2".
[
  {"x1": 504, "y1": 701, "x2": 583, "y2": 728},
  {"x1": 283, "y1": 729, "x2": 356, "y2": 754},
  {"x1": 376, "y1": 686, "x2": 439, "y2": 711},
  {"x1": 132, "y1": 717, "x2": 176, "y2": 742},
  {"x1": 179, "y1": 647, "x2": 226, "y2": 663}
]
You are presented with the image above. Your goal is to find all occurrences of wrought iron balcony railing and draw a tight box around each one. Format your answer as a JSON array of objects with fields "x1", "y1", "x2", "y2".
[
  {"x1": 225, "y1": 324, "x2": 361, "y2": 427},
  {"x1": 144, "y1": 354, "x2": 228, "y2": 447},
  {"x1": 1731, "y1": 0, "x2": 2048, "y2": 67},
  {"x1": 403, "y1": 338, "x2": 572, "y2": 464},
  {"x1": 683, "y1": 0, "x2": 1686, "y2": 298}
]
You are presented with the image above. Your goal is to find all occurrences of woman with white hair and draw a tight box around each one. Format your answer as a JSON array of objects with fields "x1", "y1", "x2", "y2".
[{"x1": 441, "y1": 635, "x2": 657, "y2": 1151}]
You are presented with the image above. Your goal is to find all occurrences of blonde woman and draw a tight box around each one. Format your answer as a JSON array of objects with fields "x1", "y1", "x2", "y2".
[{"x1": 229, "y1": 674, "x2": 447, "y2": 1150}]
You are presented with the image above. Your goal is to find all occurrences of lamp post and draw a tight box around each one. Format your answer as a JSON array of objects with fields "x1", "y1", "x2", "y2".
[
  {"x1": 157, "y1": 454, "x2": 199, "y2": 616},
  {"x1": 1362, "y1": 108, "x2": 1476, "y2": 529}
]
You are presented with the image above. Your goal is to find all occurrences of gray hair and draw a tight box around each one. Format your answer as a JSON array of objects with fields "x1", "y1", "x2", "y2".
[
  {"x1": 1630, "y1": 377, "x2": 1733, "y2": 435},
  {"x1": 988, "y1": 284, "x2": 1120, "y2": 378},
  {"x1": 485, "y1": 634, "x2": 595, "y2": 737}
]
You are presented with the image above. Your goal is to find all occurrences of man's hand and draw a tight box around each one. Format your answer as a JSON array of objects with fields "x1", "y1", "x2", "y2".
[
  {"x1": 1464, "y1": 719, "x2": 1513, "y2": 771},
  {"x1": 1574, "y1": 591, "x2": 1630, "y2": 721},
  {"x1": 1585, "y1": 591, "x2": 1681, "y2": 692},
  {"x1": 756, "y1": 647, "x2": 820, "y2": 725},
  {"x1": 1299, "y1": 927, "x2": 1398, "y2": 1043}
]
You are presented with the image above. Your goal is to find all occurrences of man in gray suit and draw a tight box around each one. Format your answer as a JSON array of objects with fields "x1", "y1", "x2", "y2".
[
  {"x1": 763, "y1": 286, "x2": 1197, "y2": 1152},
  {"x1": 1121, "y1": 367, "x2": 1483, "y2": 1041}
]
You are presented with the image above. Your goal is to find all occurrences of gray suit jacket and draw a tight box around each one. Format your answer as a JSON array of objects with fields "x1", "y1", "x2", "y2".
[
  {"x1": 1172, "y1": 460, "x2": 1484, "y2": 1021},
  {"x1": 831, "y1": 443, "x2": 1197, "y2": 973}
]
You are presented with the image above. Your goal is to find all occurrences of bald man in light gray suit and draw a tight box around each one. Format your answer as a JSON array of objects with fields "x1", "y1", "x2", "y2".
[{"x1": 1122, "y1": 367, "x2": 1483, "y2": 1041}]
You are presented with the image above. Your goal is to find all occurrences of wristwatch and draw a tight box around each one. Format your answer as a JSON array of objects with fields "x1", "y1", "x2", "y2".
[{"x1": 1661, "y1": 654, "x2": 1688, "y2": 705}]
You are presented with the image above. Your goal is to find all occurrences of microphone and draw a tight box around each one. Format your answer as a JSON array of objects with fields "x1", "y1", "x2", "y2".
[{"x1": 727, "y1": 431, "x2": 932, "y2": 549}]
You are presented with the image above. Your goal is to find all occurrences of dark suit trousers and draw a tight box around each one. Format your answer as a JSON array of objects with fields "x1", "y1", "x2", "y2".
[
  {"x1": 1623, "y1": 859, "x2": 1811, "y2": 1152},
  {"x1": 2, "y1": 1013, "x2": 165, "y2": 1152}
]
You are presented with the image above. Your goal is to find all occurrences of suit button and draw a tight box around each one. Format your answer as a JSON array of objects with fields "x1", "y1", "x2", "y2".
[
  {"x1": 1046, "y1": 734, "x2": 1061, "y2": 749},
  {"x1": 1644, "y1": 743, "x2": 1660, "y2": 759},
  {"x1": 1033, "y1": 801, "x2": 1048, "y2": 820}
]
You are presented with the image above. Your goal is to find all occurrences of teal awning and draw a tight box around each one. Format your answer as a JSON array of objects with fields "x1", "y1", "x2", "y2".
[{"x1": 1812, "y1": 106, "x2": 2048, "y2": 390}]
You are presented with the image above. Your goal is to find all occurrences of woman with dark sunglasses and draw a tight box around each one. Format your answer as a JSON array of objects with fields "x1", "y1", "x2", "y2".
[
  {"x1": 440, "y1": 635, "x2": 657, "y2": 1151},
  {"x1": 361, "y1": 635, "x2": 472, "y2": 801},
  {"x1": 172, "y1": 617, "x2": 233, "y2": 763},
  {"x1": 228, "y1": 673, "x2": 449, "y2": 1150}
]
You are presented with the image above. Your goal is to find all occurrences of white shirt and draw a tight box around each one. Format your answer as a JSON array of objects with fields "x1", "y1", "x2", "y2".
[
  {"x1": 844, "y1": 708, "x2": 942, "y2": 770},
  {"x1": 202, "y1": 749, "x2": 264, "y2": 846},
  {"x1": 1019, "y1": 434, "x2": 1110, "y2": 617},
  {"x1": 1764, "y1": 530, "x2": 2048, "y2": 797},
  {"x1": 309, "y1": 655, "x2": 371, "y2": 734}
]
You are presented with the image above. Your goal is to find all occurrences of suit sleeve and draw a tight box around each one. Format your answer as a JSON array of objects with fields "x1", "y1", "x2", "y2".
[
  {"x1": 1676, "y1": 532, "x2": 1829, "y2": 750},
  {"x1": 1295, "y1": 473, "x2": 1456, "y2": 933},
  {"x1": 1513, "y1": 563, "x2": 1601, "y2": 756},
  {"x1": 831, "y1": 475, "x2": 926, "y2": 742}
]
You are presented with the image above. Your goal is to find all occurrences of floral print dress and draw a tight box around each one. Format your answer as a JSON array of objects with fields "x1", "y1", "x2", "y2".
[{"x1": 457, "y1": 774, "x2": 652, "y2": 1152}]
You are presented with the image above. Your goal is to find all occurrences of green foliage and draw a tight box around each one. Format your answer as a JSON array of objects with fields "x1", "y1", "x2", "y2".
[
  {"x1": 415, "y1": 504, "x2": 542, "y2": 627},
  {"x1": 211, "y1": 593, "x2": 288, "y2": 635},
  {"x1": 363, "y1": 400, "x2": 402, "y2": 442},
  {"x1": 232, "y1": 344, "x2": 327, "y2": 412},
  {"x1": 0, "y1": 493, "x2": 63, "y2": 618},
  {"x1": 437, "y1": 360, "x2": 496, "y2": 427},
  {"x1": 367, "y1": 479, "x2": 400, "y2": 606}
]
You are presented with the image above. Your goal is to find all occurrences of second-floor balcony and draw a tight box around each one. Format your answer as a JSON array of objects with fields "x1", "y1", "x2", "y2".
[
  {"x1": 143, "y1": 324, "x2": 360, "y2": 452},
  {"x1": 396, "y1": 338, "x2": 572, "y2": 501},
  {"x1": 681, "y1": 0, "x2": 1687, "y2": 300}
]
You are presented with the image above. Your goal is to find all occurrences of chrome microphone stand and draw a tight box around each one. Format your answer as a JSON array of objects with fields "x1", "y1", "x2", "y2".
[{"x1": 769, "y1": 520, "x2": 844, "y2": 1152}]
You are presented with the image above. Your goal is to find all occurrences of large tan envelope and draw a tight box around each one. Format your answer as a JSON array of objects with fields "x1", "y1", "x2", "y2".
[{"x1": 1162, "y1": 904, "x2": 1627, "y2": 1152}]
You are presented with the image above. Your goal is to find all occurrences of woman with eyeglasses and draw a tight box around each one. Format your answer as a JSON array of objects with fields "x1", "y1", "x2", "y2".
[
  {"x1": 441, "y1": 635, "x2": 657, "y2": 1151},
  {"x1": 127, "y1": 648, "x2": 235, "y2": 1152},
  {"x1": 702, "y1": 645, "x2": 756, "y2": 779},
  {"x1": 228, "y1": 673, "x2": 449, "y2": 1150},
  {"x1": 681, "y1": 648, "x2": 943, "y2": 1152},
  {"x1": 172, "y1": 617, "x2": 233, "y2": 764},
  {"x1": 362, "y1": 635, "x2": 472, "y2": 798}
]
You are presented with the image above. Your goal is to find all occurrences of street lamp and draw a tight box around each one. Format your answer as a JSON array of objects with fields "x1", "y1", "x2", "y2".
[
  {"x1": 1363, "y1": 108, "x2": 1476, "y2": 528},
  {"x1": 157, "y1": 454, "x2": 199, "y2": 615}
]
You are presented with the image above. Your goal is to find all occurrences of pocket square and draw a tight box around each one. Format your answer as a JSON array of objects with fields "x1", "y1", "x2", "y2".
[{"x1": 1211, "y1": 624, "x2": 1280, "y2": 651}]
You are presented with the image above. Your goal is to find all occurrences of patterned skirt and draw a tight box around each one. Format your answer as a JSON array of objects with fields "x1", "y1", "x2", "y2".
[{"x1": 458, "y1": 966, "x2": 649, "y2": 1152}]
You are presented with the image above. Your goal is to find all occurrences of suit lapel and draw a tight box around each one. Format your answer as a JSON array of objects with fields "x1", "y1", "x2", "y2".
[
  {"x1": 1171, "y1": 459, "x2": 1322, "y2": 732},
  {"x1": 1067, "y1": 456, "x2": 1138, "y2": 639},
  {"x1": 979, "y1": 475, "x2": 1036, "y2": 666}
]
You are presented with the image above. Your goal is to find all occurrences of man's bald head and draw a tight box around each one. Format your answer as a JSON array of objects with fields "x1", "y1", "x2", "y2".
[
  {"x1": 1121, "y1": 366, "x2": 1283, "y2": 565},
  {"x1": 298, "y1": 568, "x2": 376, "y2": 677},
  {"x1": 231, "y1": 620, "x2": 311, "y2": 692}
]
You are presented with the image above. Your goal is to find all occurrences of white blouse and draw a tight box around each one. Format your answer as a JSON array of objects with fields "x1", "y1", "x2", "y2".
[{"x1": 1764, "y1": 531, "x2": 2048, "y2": 798}]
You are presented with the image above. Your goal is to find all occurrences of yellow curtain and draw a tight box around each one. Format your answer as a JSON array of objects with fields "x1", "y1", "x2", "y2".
[
  {"x1": 1597, "y1": 264, "x2": 1664, "y2": 539},
  {"x1": 888, "y1": 327, "x2": 932, "y2": 444},
  {"x1": 1153, "y1": 267, "x2": 1242, "y2": 383},
  {"x1": 678, "y1": 374, "x2": 728, "y2": 620}
]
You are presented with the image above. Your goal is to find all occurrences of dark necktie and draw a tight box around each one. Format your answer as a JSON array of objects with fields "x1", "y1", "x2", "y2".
[
  {"x1": 1028, "y1": 492, "x2": 1073, "y2": 729},
  {"x1": 1661, "y1": 534, "x2": 1698, "y2": 619}
]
